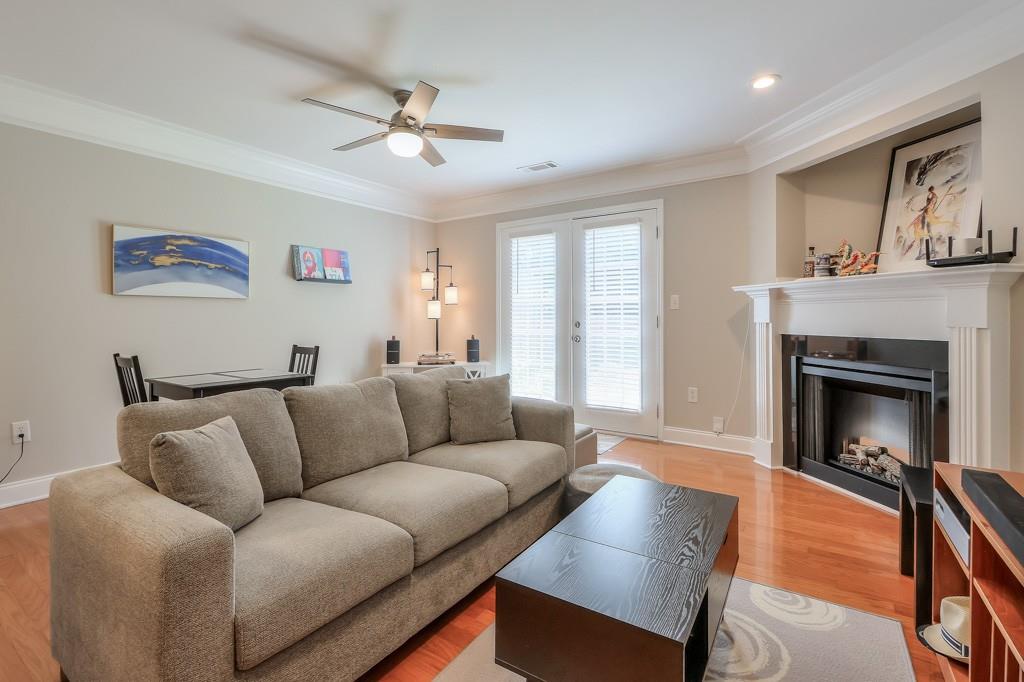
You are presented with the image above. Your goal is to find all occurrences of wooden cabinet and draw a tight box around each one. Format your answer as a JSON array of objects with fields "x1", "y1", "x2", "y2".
[{"x1": 933, "y1": 463, "x2": 1024, "y2": 682}]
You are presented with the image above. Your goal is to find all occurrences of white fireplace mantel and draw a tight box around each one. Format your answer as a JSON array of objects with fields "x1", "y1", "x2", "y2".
[{"x1": 733, "y1": 264, "x2": 1024, "y2": 471}]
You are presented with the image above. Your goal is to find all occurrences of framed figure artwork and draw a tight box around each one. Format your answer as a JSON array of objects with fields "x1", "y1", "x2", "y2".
[{"x1": 876, "y1": 119, "x2": 982, "y2": 272}]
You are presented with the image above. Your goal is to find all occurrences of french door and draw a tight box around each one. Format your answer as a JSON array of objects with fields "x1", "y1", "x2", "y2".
[
  {"x1": 498, "y1": 204, "x2": 661, "y2": 437},
  {"x1": 571, "y1": 210, "x2": 659, "y2": 436}
]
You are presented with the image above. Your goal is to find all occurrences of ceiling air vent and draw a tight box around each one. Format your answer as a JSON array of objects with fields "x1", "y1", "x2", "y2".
[{"x1": 516, "y1": 161, "x2": 559, "y2": 173}]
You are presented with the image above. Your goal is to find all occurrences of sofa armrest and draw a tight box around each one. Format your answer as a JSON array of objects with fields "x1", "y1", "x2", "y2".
[
  {"x1": 511, "y1": 397, "x2": 575, "y2": 473},
  {"x1": 50, "y1": 464, "x2": 235, "y2": 682}
]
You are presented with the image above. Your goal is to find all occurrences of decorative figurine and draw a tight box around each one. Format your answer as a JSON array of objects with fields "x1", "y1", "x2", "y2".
[{"x1": 835, "y1": 239, "x2": 881, "y2": 277}]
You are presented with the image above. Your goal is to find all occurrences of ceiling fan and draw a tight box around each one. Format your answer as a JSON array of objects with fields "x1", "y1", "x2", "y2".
[{"x1": 303, "y1": 81, "x2": 504, "y2": 166}]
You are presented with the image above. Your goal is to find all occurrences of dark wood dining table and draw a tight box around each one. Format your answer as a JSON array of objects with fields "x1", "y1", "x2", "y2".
[{"x1": 147, "y1": 369, "x2": 314, "y2": 400}]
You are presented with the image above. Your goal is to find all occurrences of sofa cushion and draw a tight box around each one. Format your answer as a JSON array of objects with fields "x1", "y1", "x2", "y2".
[
  {"x1": 283, "y1": 378, "x2": 409, "y2": 488},
  {"x1": 389, "y1": 366, "x2": 467, "y2": 455},
  {"x1": 117, "y1": 388, "x2": 303, "y2": 501},
  {"x1": 149, "y1": 416, "x2": 264, "y2": 530},
  {"x1": 233, "y1": 497, "x2": 413, "y2": 671},
  {"x1": 447, "y1": 374, "x2": 516, "y2": 445},
  {"x1": 410, "y1": 440, "x2": 566, "y2": 509},
  {"x1": 302, "y1": 461, "x2": 507, "y2": 566}
]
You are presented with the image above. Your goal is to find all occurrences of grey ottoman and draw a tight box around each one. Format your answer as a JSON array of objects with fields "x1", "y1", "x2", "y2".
[{"x1": 565, "y1": 462, "x2": 662, "y2": 512}]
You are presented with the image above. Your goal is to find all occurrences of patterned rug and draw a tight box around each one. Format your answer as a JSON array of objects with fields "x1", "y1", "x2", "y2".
[{"x1": 435, "y1": 578, "x2": 914, "y2": 681}]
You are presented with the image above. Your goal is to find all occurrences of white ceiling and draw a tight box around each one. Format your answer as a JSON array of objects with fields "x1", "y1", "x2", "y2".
[{"x1": 0, "y1": 0, "x2": 1019, "y2": 205}]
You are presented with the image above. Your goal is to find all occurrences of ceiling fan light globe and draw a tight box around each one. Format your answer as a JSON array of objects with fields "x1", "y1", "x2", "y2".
[{"x1": 387, "y1": 129, "x2": 424, "y2": 157}]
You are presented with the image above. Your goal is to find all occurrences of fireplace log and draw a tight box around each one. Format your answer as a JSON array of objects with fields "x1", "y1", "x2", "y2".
[
  {"x1": 848, "y1": 443, "x2": 889, "y2": 458},
  {"x1": 838, "y1": 451, "x2": 866, "y2": 465},
  {"x1": 875, "y1": 454, "x2": 902, "y2": 478}
]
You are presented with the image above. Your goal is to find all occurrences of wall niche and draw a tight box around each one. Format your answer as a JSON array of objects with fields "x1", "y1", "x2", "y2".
[{"x1": 783, "y1": 102, "x2": 982, "y2": 268}]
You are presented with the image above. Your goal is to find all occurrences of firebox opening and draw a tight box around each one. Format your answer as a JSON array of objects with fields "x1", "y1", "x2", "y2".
[
  {"x1": 826, "y1": 382, "x2": 912, "y2": 489},
  {"x1": 784, "y1": 335, "x2": 949, "y2": 510}
]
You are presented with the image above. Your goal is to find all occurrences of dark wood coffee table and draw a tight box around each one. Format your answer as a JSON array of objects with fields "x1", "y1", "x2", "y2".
[{"x1": 495, "y1": 475, "x2": 738, "y2": 682}]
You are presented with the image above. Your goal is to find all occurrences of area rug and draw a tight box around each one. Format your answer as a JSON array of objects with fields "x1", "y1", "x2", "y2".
[
  {"x1": 596, "y1": 433, "x2": 625, "y2": 454},
  {"x1": 435, "y1": 578, "x2": 914, "y2": 681}
]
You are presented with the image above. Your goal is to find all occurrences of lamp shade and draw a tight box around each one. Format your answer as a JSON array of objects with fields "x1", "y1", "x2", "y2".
[
  {"x1": 444, "y1": 283, "x2": 459, "y2": 305},
  {"x1": 420, "y1": 269, "x2": 435, "y2": 291},
  {"x1": 426, "y1": 298, "x2": 441, "y2": 319}
]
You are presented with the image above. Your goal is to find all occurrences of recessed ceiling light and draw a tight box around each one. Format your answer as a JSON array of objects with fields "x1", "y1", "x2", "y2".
[{"x1": 751, "y1": 74, "x2": 781, "y2": 90}]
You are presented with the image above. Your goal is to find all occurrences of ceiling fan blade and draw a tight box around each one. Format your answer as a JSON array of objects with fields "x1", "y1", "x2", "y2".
[
  {"x1": 424, "y1": 124, "x2": 504, "y2": 142},
  {"x1": 401, "y1": 81, "x2": 439, "y2": 125},
  {"x1": 419, "y1": 137, "x2": 446, "y2": 167},
  {"x1": 245, "y1": 30, "x2": 396, "y2": 96},
  {"x1": 302, "y1": 98, "x2": 390, "y2": 126},
  {"x1": 333, "y1": 132, "x2": 388, "y2": 151}
]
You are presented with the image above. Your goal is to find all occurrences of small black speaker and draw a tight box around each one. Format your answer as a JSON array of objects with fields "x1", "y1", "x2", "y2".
[
  {"x1": 467, "y1": 335, "x2": 480, "y2": 363},
  {"x1": 386, "y1": 336, "x2": 400, "y2": 364}
]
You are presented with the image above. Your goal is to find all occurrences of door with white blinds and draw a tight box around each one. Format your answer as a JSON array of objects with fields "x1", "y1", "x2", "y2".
[
  {"x1": 497, "y1": 224, "x2": 570, "y2": 402},
  {"x1": 572, "y1": 210, "x2": 659, "y2": 436},
  {"x1": 497, "y1": 204, "x2": 660, "y2": 437}
]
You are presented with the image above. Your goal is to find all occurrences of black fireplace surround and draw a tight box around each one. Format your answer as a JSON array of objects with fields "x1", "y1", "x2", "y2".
[{"x1": 782, "y1": 336, "x2": 949, "y2": 509}]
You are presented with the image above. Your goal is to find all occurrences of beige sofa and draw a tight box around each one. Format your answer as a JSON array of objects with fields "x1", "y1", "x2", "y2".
[{"x1": 50, "y1": 366, "x2": 574, "y2": 682}]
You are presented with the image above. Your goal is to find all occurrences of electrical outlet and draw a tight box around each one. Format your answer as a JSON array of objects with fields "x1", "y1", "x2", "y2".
[
  {"x1": 670, "y1": 294, "x2": 680, "y2": 310},
  {"x1": 713, "y1": 417, "x2": 725, "y2": 434},
  {"x1": 687, "y1": 387, "x2": 698, "y2": 403},
  {"x1": 11, "y1": 421, "x2": 30, "y2": 444}
]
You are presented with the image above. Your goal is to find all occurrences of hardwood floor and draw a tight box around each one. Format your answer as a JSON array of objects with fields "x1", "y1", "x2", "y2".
[{"x1": 0, "y1": 440, "x2": 941, "y2": 681}]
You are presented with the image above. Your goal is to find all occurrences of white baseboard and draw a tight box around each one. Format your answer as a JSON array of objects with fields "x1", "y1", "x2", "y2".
[
  {"x1": 0, "y1": 461, "x2": 117, "y2": 510},
  {"x1": 661, "y1": 426, "x2": 756, "y2": 458}
]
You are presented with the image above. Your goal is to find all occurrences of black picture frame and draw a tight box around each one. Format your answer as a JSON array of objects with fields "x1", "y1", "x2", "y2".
[{"x1": 875, "y1": 118, "x2": 983, "y2": 257}]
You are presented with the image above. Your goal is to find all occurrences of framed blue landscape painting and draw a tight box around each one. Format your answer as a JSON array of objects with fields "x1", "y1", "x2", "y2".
[{"x1": 113, "y1": 225, "x2": 250, "y2": 298}]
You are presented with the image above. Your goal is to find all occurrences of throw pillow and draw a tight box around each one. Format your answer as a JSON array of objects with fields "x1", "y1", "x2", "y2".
[
  {"x1": 149, "y1": 415, "x2": 264, "y2": 531},
  {"x1": 390, "y1": 365, "x2": 467, "y2": 454},
  {"x1": 447, "y1": 374, "x2": 517, "y2": 445}
]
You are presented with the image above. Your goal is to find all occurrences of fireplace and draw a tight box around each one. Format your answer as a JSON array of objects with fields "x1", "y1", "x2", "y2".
[{"x1": 783, "y1": 336, "x2": 949, "y2": 509}]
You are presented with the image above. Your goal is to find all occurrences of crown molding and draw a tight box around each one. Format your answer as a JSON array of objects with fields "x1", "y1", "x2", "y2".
[
  {"x1": 0, "y1": 76, "x2": 435, "y2": 221},
  {"x1": 740, "y1": 0, "x2": 1024, "y2": 171},
  {"x1": 434, "y1": 0, "x2": 1024, "y2": 222},
  {"x1": 2, "y1": 0, "x2": 1022, "y2": 225},
  {"x1": 430, "y1": 147, "x2": 749, "y2": 222}
]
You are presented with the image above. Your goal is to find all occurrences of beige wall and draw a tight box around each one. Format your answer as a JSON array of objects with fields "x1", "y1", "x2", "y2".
[
  {"x1": 774, "y1": 173, "x2": 806, "y2": 279},
  {"x1": 979, "y1": 58, "x2": 1024, "y2": 472},
  {"x1": 437, "y1": 176, "x2": 754, "y2": 437},
  {"x1": 0, "y1": 123, "x2": 435, "y2": 487}
]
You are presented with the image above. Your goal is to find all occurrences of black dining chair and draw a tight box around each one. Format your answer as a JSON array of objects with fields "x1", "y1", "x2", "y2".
[
  {"x1": 289, "y1": 345, "x2": 319, "y2": 384},
  {"x1": 113, "y1": 353, "x2": 151, "y2": 406}
]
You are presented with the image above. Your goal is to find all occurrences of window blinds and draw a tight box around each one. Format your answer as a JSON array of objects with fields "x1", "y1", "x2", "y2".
[
  {"x1": 582, "y1": 223, "x2": 642, "y2": 411},
  {"x1": 506, "y1": 232, "x2": 558, "y2": 400}
]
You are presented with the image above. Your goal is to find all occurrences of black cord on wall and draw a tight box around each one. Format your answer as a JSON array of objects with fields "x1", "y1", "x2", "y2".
[{"x1": 0, "y1": 435, "x2": 25, "y2": 485}]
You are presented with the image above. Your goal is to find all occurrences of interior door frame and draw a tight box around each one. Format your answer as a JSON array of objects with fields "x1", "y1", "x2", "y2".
[{"x1": 495, "y1": 199, "x2": 664, "y2": 440}]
